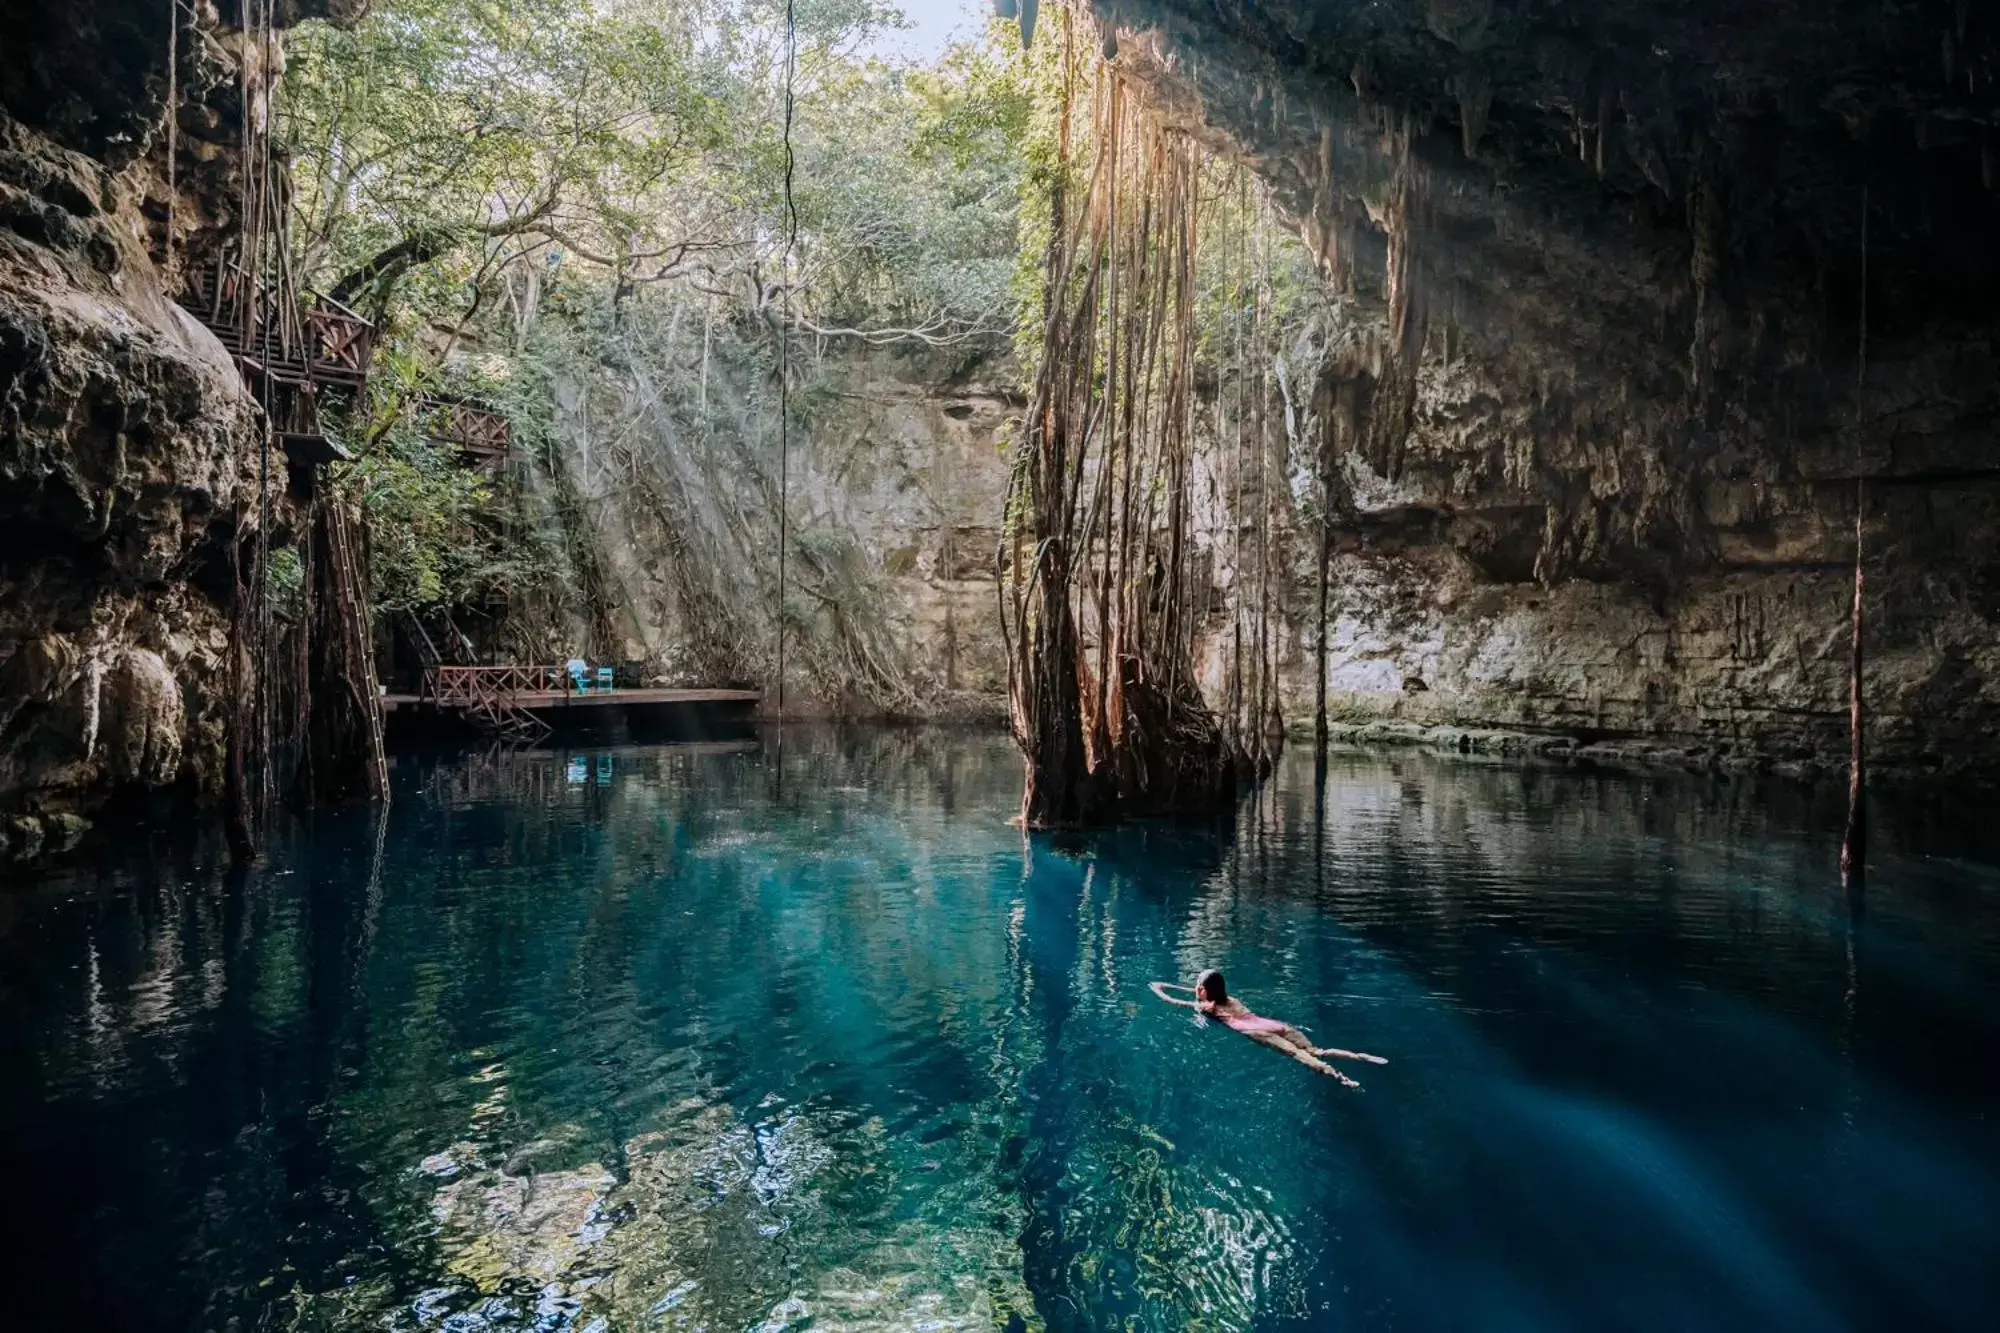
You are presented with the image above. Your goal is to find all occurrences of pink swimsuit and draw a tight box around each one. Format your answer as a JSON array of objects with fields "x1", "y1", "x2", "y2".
[{"x1": 1218, "y1": 1011, "x2": 1291, "y2": 1035}]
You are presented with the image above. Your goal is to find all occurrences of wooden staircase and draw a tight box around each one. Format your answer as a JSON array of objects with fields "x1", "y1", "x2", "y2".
[
  {"x1": 180, "y1": 247, "x2": 376, "y2": 464},
  {"x1": 422, "y1": 664, "x2": 557, "y2": 744}
]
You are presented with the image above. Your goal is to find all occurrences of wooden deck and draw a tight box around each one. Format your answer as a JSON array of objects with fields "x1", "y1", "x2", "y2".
[
  {"x1": 384, "y1": 665, "x2": 760, "y2": 744},
  {"x1": 383, "y1": 687, "x2": 760, "y2": 711}
]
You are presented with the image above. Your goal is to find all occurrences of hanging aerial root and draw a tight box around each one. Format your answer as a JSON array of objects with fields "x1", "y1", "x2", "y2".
[
  {"x1": 1005, "y1": 23, "x2": 1248, "y2": 827},
  {"x1": 299, "y1": 487, "x2": 389, "y2": 804}
]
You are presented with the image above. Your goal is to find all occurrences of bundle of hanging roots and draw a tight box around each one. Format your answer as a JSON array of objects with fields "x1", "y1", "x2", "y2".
[{"x1": 1001, "y1": 24, "x2": 1250, "y2": 828}]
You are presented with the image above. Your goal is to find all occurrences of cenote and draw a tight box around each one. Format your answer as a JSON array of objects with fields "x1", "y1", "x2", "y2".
[
  {"x1": 2, "y1": 731, "x2": 1996, "y2": 1331},
  {"x1": 12, "y1": 0, "x2": 2000, "y2": 1326}
]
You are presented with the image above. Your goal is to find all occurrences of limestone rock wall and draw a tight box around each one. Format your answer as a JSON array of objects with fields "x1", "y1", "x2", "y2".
[
  {"x1": 0, "y1": 115, "x2": 261, "y2": 859},
  {"x1": 555, "y1": 344, "x2": 1018, "y2": 719},
  {"x1": 0, "y1": 0, "x2": 360, "y2": 860},
  {"x1": 793, "y1": 352, "x2": 1017, "y2": 711},
  {"x1": 1097, "y1": 0, "x2": 2000, "y2": 777},
  {"x1": 1288, "y1": 353, "x2": 2000, "y2": 777}
]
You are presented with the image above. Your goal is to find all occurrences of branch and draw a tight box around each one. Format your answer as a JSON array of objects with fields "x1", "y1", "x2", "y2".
[
  {"x1": 536, "y1": 226, "x2": 700, "y2": 275},
  {"x1": 794, "y1": 313, "x2": 1015, "y2": 348},
  {"x1": 328, "y1": 229, "x2": 460, "y2": 305},
  {"x1": 326, "y1": 188, "x2": 565, "y2": 305}
]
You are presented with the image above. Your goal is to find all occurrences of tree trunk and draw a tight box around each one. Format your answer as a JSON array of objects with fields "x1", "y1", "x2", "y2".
[
  {"x1": 328, "y1": 228, "x2": 458, "y2": 306},
  {"x1": 1019, "y1": 540, "x2": 1099, "y2": 827},
  {"x1": 1009, "y1": 41, "x2": 1241, "y2": 826},
  {"x1": 300, "y1": 489, "x2": 390, "y2": 805}
]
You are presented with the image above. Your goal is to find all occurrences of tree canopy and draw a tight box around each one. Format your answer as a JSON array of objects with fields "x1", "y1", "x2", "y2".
[
  {"x1": 284, "y1": 0, "x2": 1025, "y2": 344},
  {"x1": 272, "y1": 0, "x2": 1326, "y2": 714}
]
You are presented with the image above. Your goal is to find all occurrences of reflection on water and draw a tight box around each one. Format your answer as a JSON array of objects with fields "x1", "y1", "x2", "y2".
[{"x1": 2, "y1": 733, "x2": 1999, "y2": 1331}]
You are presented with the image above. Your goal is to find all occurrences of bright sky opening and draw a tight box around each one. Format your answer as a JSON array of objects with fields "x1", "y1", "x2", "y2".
[{"x1": 875, "y1": 0, "x2": 990, "y2": 64}]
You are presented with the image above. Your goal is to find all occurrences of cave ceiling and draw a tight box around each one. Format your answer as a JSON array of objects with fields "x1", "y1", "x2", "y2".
[
  {"x1": 1078, "y1": 0, "x2": 2000, "y2": 581},
  {"x1": 1087, "y1": 0, "x2": 2000, "y2": 397}
]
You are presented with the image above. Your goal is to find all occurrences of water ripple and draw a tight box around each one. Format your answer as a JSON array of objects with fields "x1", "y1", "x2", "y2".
[{"x1": 2, "y1": 734, "x2": 1998, "y2": 1330}]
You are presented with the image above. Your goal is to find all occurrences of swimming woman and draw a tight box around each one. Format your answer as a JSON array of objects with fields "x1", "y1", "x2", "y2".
[{"x1": 1150, "y1": 970, "x2": 1386, "y2": 1088}]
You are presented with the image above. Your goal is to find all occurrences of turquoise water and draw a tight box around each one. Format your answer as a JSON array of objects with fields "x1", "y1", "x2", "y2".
[{"x1": 2, "y1": 731, "x2": 1998, "y2": 1331}]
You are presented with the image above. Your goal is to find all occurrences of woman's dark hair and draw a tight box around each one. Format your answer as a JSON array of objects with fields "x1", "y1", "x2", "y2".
[{"x1": 1195, "y1": 969, "x2": 1227, "y2": 1004}]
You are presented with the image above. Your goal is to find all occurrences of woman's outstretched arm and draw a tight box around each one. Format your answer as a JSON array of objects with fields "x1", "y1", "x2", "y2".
[{"x1": 1149, "y1": 981, "x2": 1200, "y2": 1008}]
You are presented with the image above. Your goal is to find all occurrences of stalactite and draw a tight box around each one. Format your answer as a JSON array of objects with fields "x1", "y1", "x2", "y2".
[
  {"x1": 1367, "y1": 118, "x2": 1429, "y2": 482},
  {"x1": 1453, "y1": 68, "x2": 1491, "y2": 160}
]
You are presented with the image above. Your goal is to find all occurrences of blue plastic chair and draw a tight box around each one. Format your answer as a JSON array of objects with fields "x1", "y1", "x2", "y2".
[
  {"x1": 595, "y1": 666, "x2": 615, "y2": 692},
  {"x1": 565, "y1": 659, "x2": 590, "y2": 693}
]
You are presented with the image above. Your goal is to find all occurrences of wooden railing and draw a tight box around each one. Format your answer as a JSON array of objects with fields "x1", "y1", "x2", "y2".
[
  {"x1": 421, "y1": 665, "x2": 563, "y2": 742},
  {"x1": 183, "y1": 252, "x2": 375, "y2": 388},
  {"x1": 423, "y1": 664, "x2": 567, "y2": 705},
  {"x1": 305, "y1": 297, "x2": 375, "y2": 386},
  {"x1": 422, "y1": 398, "x2": 512, "y2": 463}
]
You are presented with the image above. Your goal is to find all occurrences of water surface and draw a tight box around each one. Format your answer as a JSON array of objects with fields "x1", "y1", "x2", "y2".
[{"x1": 2, "y1": 731, "x2": 1997, "y2": 1330}]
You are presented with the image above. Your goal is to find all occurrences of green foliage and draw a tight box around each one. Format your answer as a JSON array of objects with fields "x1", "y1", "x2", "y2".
[
  {"x1": 278, "y1": 1, "x2": 1047, "y2": 693},
  {"x1": 286, "y1": 0, "x2": 729, "y2": 297},
  {"x1": 329, "y1": 344, "x2": 558, "y2": 621},
  {"x1": 286, "y1": 0, "x2": 1035, "y2": 346},
  {"x1": 270, "y1": 0, "x2": 1353, "y2": 716},
  {"x1": 345, "y1": 424, "x2": 497, "y2": 617},
  {"x1": 785, "y1": 31, "x2": 1035, "y2": 338},
  {"x1": 266, "y1": 544, "x2": 305, "y2": 618}
]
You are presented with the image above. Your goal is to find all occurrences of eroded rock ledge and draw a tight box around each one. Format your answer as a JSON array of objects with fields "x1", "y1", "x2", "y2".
[{"x1": 0, "y1": 0, "x2": 362, "y2": 860}]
